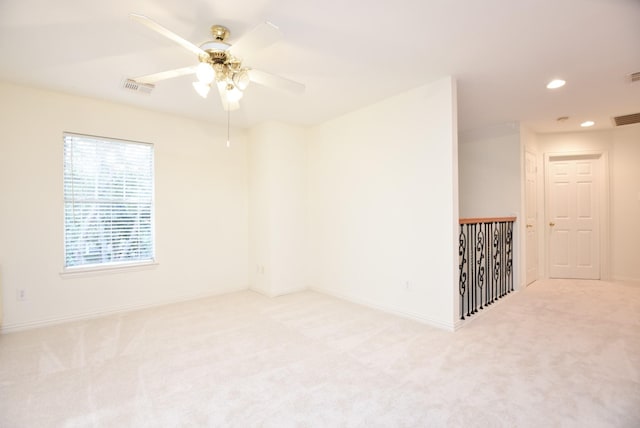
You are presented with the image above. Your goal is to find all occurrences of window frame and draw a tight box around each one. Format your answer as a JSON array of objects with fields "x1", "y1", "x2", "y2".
[{"x1": 61, "y1": 132, "x2": 157, "y2": 275}]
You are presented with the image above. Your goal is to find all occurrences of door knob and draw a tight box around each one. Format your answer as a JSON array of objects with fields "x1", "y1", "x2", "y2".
[
  {"x1": 526, "y1": 224, "x2": 533, "y2": 228},
  {"x1": 549, "y1": 222, "x2": 555, "y2": 227}
]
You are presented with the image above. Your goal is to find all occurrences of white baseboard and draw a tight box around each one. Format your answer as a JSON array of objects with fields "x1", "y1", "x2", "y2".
[
  {"x1": 3, "y1": 284, "x2": 484, "y2": 334},
  {"x1": 612, "y1": 276, "x2": 640, "y2": 284},
  {"x1": 250, "y1": 286, "x2": 307, "y2": 298},
  {"x1": 0, "y1": 285, "x2": 248, "y2": 334},
  {"x1": 310, "y1": 286, "x2": 456, "y2": 332}
]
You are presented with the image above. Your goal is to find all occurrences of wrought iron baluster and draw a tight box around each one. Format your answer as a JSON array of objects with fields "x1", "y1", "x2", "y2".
[
  {"x1": 459, "y1": 217, "x2": 516, "y2": 321},
  {"x1": 502, "y1": 222, "x2": 507, "y2": 297},
  {"x1": 498, "y1": 223, "x2": 502, "y2": 297},
  {"x1": 459, "y1": 224, "x2": 467, "y2": 320},
  {"x1": 484, "y1": 223, "x2": 494, "y2": 305},
  {"x1": 506, "y1": 221, "x2": 513, "y2": 292},
  {"x1": 467, "y1": 223, "x2": 472, "y2": 317},
  {"x1": 503, "y1": 222, "x2": 507, "y2": 296},
  {"x1": 475, "y1": 225, "x2": 485, "y2": 310},
  {"x1": 471, "y1": 223, "x2": 476, "y2": 314},
  {"x1": 493, "y1": 223, "x2": 502, "y2": 299}
]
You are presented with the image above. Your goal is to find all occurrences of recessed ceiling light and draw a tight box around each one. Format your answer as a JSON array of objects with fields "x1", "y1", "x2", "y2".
[
  {"x1": 581, "y1": 120, "x2": 595, "y2": 127},
  {"x1": 546, "y1": 79, "x2": 566, "y2": 89}
]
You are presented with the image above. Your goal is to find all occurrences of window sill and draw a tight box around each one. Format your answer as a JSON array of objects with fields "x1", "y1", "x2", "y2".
[{"x1": 60, "y1": 260, "x2": 158, "y2": 278}]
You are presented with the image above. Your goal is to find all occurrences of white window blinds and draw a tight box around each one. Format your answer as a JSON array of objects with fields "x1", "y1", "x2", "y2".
[{"x1": 63, "y1": 133, "x2": 154, "y2": 269}]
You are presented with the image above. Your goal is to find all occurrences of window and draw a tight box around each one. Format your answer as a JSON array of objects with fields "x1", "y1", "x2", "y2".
[{"x1": 63, "y1": 133, "x2": 154, "y2": 270}]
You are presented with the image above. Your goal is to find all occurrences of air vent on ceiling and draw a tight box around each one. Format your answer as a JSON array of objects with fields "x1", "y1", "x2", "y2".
[
  {"x1": 613, "y1": 112, "x2": 640, "y2": 127},
  {"x1": 121, "y1": 78, "x2": 155, "y2": 95},
  {"x1": 630, "y1": 72, "x2": 640, "y2": 82}
]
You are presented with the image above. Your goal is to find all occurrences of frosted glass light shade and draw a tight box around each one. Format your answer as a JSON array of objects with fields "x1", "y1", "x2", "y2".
[
  {"x1": 226, "y1": 85, "x2": 244, "y2": 103},
  {"x1": 196, "y1": 62, "x2": 215, "y2": 84},
  {"x1": 192, "y1": 81, "x2": 211, "y2": 98},
  {"x1": 232, "y1": 70, "x2": 250, "y2": 91}
]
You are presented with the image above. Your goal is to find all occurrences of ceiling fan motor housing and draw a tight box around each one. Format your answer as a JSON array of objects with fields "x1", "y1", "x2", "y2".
[
  {"x1": 210, "y1": 25, "x2": 230, "y2": 41},
  {"x1": 209, "y1": 51, "x2": 228, "y2": 64}
]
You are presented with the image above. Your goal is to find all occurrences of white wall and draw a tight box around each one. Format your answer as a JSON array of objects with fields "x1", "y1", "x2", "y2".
[
  {"x1": 611, "y1": 124, "x2": 640, "y2": 281},
  {"x1": 0, "y1": 82, "x2": 249, "y2": 331},
  {"x1": 536, "y1": 124, "x2": 640, "y2": 281},
  {"x1": 248, "y1": 121, "x2": 307, "y2": 296},
  {"x1": 307, "y1": 77, "x2": 459, "y2": 330},
  {"x1": 458, "y1": 123, "x2": 521, "y2": 218}
]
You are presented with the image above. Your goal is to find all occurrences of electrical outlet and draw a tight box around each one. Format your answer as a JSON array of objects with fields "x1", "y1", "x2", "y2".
[{"x1": 17, "y1": 288, "x2": 26, "y2": 301}]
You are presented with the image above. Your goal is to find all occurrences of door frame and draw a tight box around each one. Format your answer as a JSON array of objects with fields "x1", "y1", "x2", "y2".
[
  {"x1": 544, "y1": 150, "x2": 610, "y2": 280},
  {"x1": 524, "y1": 149, "x2": 538, "y2": 285}
]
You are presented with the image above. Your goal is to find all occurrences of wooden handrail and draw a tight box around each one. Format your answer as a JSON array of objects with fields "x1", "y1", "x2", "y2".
[{"x1": 459, "y1": 216, "x2": 516, "y2": 225}]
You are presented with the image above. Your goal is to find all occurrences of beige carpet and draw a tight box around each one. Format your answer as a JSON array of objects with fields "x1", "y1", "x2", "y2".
[{"x1": 1, "y1": 279, "x2": 639, "y2": 427}]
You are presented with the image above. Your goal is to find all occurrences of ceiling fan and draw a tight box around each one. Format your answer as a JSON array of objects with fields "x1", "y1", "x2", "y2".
[{"x1": 129, "y1": 13, "x2": 305, "y2": 111}]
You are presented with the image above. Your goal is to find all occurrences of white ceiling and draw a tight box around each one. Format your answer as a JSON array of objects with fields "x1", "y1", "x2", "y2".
[{"x1": 1, "y1": 0, "x2": 639, "y2": 133}]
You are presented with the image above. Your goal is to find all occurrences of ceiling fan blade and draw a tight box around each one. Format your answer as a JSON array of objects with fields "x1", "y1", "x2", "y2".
[
  {"x1": 249, "y1": 69, "x2": 305, "y2": 94},
  {"x1": 132, "y1": 66, "x2": 197, "y2": 84},
  {"x1": 216, "y1": 82, "x2": 241, "y2": 111},
  {"x1": 130, "y1": 13, "x2": 207, "y2": 57},
  {"x1": 228, "y1": 22, "x2": 282, "y2": 60}
]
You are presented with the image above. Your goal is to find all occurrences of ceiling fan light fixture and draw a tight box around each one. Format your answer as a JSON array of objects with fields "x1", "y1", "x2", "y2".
[
  {"x1": 130, "y1": 15, "x2": 305, "y2": 112},
  {"x1": 192, "y1": 81, "x2": 211, "y2": 98},
  {"x1": 196, "y1": 62, "x2": 215, "y2": 84},
  {"x1": 225, "y1": 83, "x2": 244, "y2": 103},
  {"x1": 232, "y1": 70, "x2": 251, "y2": 91}
]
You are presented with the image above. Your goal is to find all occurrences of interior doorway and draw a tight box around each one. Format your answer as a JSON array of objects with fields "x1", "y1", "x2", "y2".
[
  {"x1": 525, "y1": 150, "x2": 538, "y2": 285},
  {"x1": 545, "y1": 152, "x2": 608, "y2": 279}
]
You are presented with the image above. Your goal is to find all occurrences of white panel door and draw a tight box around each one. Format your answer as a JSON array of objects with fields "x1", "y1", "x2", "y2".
[
  {"x1": 525, "y1": 151, "x2": 538, "y2": 285},
  {"x1": 547, "y1": 157, "x2": 600, "y2": 279}
]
